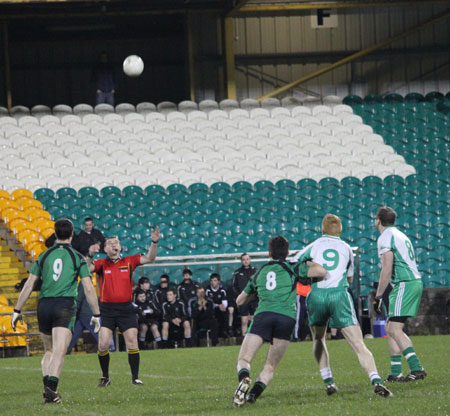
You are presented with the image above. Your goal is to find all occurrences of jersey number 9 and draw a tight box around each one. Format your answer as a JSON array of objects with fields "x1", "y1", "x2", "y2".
[
  {"x1": 53, "y1": 259, "x2": 63, "y2": 281},
  {"x1": 322, "y1": 249, "x2": 340, "y2": 271}
]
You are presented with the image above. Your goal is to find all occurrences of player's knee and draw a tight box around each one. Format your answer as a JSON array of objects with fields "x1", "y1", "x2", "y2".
[{"x1": 183, "y1": 320, "x2": 191, "y2": 329}]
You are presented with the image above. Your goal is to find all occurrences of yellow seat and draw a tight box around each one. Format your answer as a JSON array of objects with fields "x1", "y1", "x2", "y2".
[
  {"x1": 0, "y1": 304, "x2": 28, "y2": 347},
  {"x1": 2, "y1": 208, "x2": 27, "y2": 225},
  {"x1": 40, "y1": 227, "x2": 54, "y2": 240},
  {"x1": 0, "y1": 190, "x2": 10, "y2": 199},
  {"x1": 11, "y1": 189, "x2": 33, "y2": 201},
  {"x1": 30, "y1": 241, "x2": 46, "y2": 260},
  {"x1": 8, "y1": 218, "x2": 33, "y2": 235},
  {"x1": 26, "y1": 208, "x2": 51, "y2": 222},
  {"x1": 17, "y1": 229, "x2": 41, "y2": 247},
  {"x1": 17, "y1": 197, "x2": 42, "y2": 211},
  {"x1": 0, "y1": 295, "x2": 8, "y2": 305},
  {"x1": 34, "y1": 218, "x2": 55, "y2": 232},
  {"x1": 0, "y1": 200, "x2": 20, "y2": 215}
]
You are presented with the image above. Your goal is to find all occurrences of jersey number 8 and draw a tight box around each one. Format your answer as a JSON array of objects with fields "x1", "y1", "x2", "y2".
[{"x1": 266, "y1": 271, "x2": 277, "y2": 290}]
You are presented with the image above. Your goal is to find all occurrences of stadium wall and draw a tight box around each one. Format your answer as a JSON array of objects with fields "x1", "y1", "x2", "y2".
[{"x1": 231, "y1": 4, "x2": 450, "y2": 99}]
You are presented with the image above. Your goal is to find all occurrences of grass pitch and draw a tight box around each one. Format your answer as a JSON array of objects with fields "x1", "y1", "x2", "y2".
[{"x1": 1, "y1": 335, "x2": 449, "y2": 416}]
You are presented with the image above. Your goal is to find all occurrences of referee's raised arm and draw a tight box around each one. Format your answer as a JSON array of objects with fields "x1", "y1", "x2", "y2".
[{"x1": 140, "y1": 226, "x2": 160, "y2": 264}]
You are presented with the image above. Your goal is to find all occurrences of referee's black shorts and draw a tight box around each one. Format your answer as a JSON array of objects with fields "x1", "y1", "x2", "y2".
[
  {"x1": 38, "y1": 297, "x2": 76, "y2": 335},
  {"x1": 248, "y1": 311, "x2": 295, "y2": 343},
  {"x1": 100, "y1": 302, "x2": 138, "y2": 332}
]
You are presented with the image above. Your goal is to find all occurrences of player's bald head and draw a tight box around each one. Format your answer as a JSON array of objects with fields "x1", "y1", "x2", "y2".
[{"x1": 322, "y1": 214, "x2": 342, "y2": 237}]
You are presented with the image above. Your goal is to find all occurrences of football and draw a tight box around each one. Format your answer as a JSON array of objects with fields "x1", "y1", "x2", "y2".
[{"x1": 123, "y1": 55, "x2": 144, "y2": 77}]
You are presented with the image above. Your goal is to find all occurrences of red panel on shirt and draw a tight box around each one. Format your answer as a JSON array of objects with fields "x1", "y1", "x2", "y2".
[{"x1": 94, "y1": 254, "x2": 141, "y2": 303}]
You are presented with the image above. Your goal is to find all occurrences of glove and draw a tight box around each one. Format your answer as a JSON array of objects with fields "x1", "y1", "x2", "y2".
[
  {"x1": 90, "y1": 314, "x2": 101, "y2": 333},
  {"x1": 373, "y1": 296, "x2": 383, "y2": 316},
  {"x1": 11, "y1": 309, "x2": 23, "y2": 331}
]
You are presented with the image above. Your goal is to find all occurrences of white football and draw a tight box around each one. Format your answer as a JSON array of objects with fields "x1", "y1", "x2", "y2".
[{"x1": 123, "y1": 55, "x2": 144, "y2": 77}]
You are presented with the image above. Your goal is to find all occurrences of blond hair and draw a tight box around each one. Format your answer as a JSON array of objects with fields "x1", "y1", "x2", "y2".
[{"x1": 322, "y1": 214, "x2": 342, "y2": 237}]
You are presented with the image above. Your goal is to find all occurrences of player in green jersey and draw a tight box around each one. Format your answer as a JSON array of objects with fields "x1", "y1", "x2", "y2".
[
  {"x1": 12, "y1": 219, "x2": 100, "y2": 404},
  {"x1": 232, "y1": 236, "x2": 326, "y2": 407},
  {"x1": 292, "y1": 214, "x2": 392, "y2": 398},
  {"x1": 374, "y1": 206, "x2": 426, "y2": 382}
]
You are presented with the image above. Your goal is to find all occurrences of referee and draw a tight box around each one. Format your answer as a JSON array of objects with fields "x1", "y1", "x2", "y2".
[{"x1": 87, "y1": 227, "x2": 160, "y2": 386}]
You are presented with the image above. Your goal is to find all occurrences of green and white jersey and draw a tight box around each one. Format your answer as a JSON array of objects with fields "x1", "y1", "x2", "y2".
[
  {"x1": 291, "y1": 235, "x2": 354, "y2": 290},
  {"x1": 244, "y1": 261, "x2": 309, "y2": 320},
  {"x1": 30, "y1": 243, "x2": 90, "y2": 299},
  {"x1": 377, "y1": 226, "x2": 421, "y2": 283}
]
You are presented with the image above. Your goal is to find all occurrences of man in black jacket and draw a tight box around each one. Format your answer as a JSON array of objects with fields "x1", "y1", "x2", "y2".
[
  {"x1": 76, "y1": 217, "x2": 105, "y2": 256},
  {"x1": 161, "y1": 288, "x2": 192, "y2": 347},
  {"x1": 232, "y1": 253, "x2": 257, "y2": 335},
  {"x1": 192, "y1": 287, "x2": 218, "y2": 346},
  {"x1": 177, "y1": 269, "x2": 199, "y2": 317},
  {"x1": 154, "y1": 274, "x2": 171, "y2": 312},
  {"x1": 206, "y1": 273, "x2": 232, "y2": 338}
]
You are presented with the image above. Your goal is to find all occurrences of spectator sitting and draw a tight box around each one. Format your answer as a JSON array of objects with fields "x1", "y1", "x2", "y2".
[
  {"x1": 177, "y1": 269, "x2": 199, "y2": 317},
  {"x1": 161, "y1": 288, "x2": 192, "y2": 348},
  {"x1": 133, "y1": 277, "x2": 154, "y2": 304},
  {"x1": 191, "y1": 287, "x2": 219, "y2": 347},
  {"x1": 154, "y1": 274, "x2": 172, "y2": 311},
  {"x1": 77, "y1": 217, "x2": 106, "y2": 256},
  {"x1": 134, "y1": 289, "x2": 162, "y2": 350},
  {"x1": 93, "y1": 51, "x2": 115, "y2": 106},
  {"x1": 206, "y1": 273, "x2": 232, "y2": 338}
]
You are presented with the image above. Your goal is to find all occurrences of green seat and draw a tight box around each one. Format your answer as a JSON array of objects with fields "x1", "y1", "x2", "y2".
[
  {"x1": 232, "y1": 181, "x2": 253, "y2": 193},
  {"x1": 122, "y1": 185, "x2": 144, "y2": 197},
  {"x1": 210, "y1": 182, "x2": 231, "y2": 193},
  {"x1": 364, "y1": 94, "x2": 383, "y2": 104},
  {"x1": 101, "y1": 186, "x2": 121, "y2": 197},
  {"x1": 145, "y1": 184, "x2": 166, "y2": 196},
  {"x1": 78, "y1": 186, "x2": 99, "y2": 198},
  {"x1": 167, "y1": 184, "x2": 188, "y2": 195},
  {"x1": 383, "y1": 93, "x2": 403, "y2": 103},
  {"x1": 297, "y1": 178, "x2": 318, "y2": 191},
  {"x1": 70, "y1": 207, "x2": 92, "y2": 221},
  {"x1": 93, "y1": 206, "x2": 109, "y2": 220},
  {"x1": 404, "y1": 92, "x2": 424, "y2": 103},
  {"x1": 34, "y1": 188, "x2": 55, "y2": 200},
  {"x1": 188, "y1": 182, "x2": 209, "y2": 194},
  {"x1": 56, "y1": 187, "x2": 77, "y2": 199},
  {"x1": 275, "y1": 179, "x2": 296, "y2": 191},
  {"x1": 343, "y1": 95, "x2": 363, "y2": 106},
  {"x1": 101, "y1": 214, "x2": 119, "y2": 230},
  {"x1": 254, "y1": 180, "x2": 275, "y2": 192},
  {"x1": 48, "y1": 206, "x2": 68, "y2": 220},
  {"x1": 425, "y1": 91, "x2": 444, "y2": 103}
]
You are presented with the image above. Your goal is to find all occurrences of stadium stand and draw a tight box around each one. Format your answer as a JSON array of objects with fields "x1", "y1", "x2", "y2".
[{"x1": 0, "y1": 94, "x2": 448, "y2": 298}]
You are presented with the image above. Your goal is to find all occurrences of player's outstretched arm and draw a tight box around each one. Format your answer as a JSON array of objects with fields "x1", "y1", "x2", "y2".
[
  {"x1": 236, "y1": 291, "x2": 256, "y2": 306},
  {"x1": 141, "y1": 226, "x2": 160, "y2": 264},
  {"x1": 12, "y1": 274, "x2": 38, "y2": 331}
]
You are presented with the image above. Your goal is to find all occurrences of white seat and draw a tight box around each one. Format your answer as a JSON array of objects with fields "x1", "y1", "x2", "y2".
[
  {"x1": 10, "y1": 105, "x2": 30, "y2": 117},
  {"x1": 125, "y1": 164, "x2": 147, "y2": 176},
  {"x1": 187, "y1": 111, "x2": 208, "y2": 122},
  {"x1": 352, "y1": 124, "x2": 373, "y2": 135},
  {"x1": 394, "y1": 165, "x2": 416, "y2": 177},
  {"x1": 207, "y1": 109, "x2": 228, "y2": 120},
  {"x1": 243, "y1": 170, "x2": 265, "y2": 183},
  {"x1": 286, "y1": 126, "x2": 311, "y2": 137},
  {"x1": 69, "y1": 124, "x2": 90, "y2": 135},
  {"x1": 68, "y1": 177, "x2": 91, "y2": 190},
  {"x1": 271, "y1": 107, "x2": 291, "y2": 119},
  {"x1": 258, "y1": 118, "x2": 279, "y2": 129},
  {"x1": 383, "y1": 153, "x2": 406, "y2": 164},
  {"x1": 53, "y1": 134, "x2": 77, "y2": 146},
  {"x1": 115, "y1": 103, "x2": 136, "y2": 114},
  {"x1": 308, "y1": 166, "x2": 332, "y2": 181},
  {"x1": 73, "y1": 103, "x2": 94, "y2": 115},
  {"x1": 239, "y1": 98, "x2": 260, "y2": 110},
  {"x1": 318, "y1": 134, "x2": 341, "y2": 147},
  {"x1": 219, "y1": 99, "x2": 239, "y2": 111},
  {"x1": 52, "y1": 104, "x2": 73, "y2": 116},
  {"x1": 291, "y1": 106, "x2": 312, "y2": 117},
  {"x1": 112, "y1": 175, "x2": 134, "y2": 188},
  {"x1": 351, "y1": 166, "x2": 374, "y2": 179},
  {"x1": 238, "y1": 119, "x2": 258, "y2": 129},
  {"x1": 60, "y1": 114, "x2": 81, "y2": 125},
  {"x1": 40, "y1": 115, "x2": 60, "y2": 126},
  {"x1": 300, "y1": 115, "x2": 321, "y2": 128},
  {"x1": 340, "y1": 114, "x2": 363, "y2": 125},
  {"x1": 0, "y1": 116, "x2": 17, "y2": 126},
  {"x1": 18, "y1": 116, "x2": 39, "y2": 127},
  {"x1": 322, "y1": 95, "x2": 342, "y2": 106},
  {"x1": 157, "y1": 101, "x2": 177, "y2": 114},
  {"x1": 103, "y1": 113, "x2": 123, "y2": 124},
  {"x1": 52, "y1": 157, "x2": 74, "y2": 169},
  {"x1": 229, "y1": 108, "x2": 249, "y2": 120},
  {"x1": 198, "y1": 99, "x2": 219, "y2": 112},
  {"x1": 281, "y1": 96, "x2": 303, "y2": 109},
  {"x1": 145, "y1": 112, "x2": 166, "y2": 123},
  {"x1": 31, "y1": 105, "x2": 52, "y2": 117},
  {"x1": 167, "y1": 111, "x2": 187, "y2": 122},
  {"x1": 260, "y1": 98, "x2": 281, "y2": 109},
  {"x1": 268, "y1": 128, "x2": 289, "y2": 139},
  {"x1": 178, "y1": 100, "x2": 198, "y2": 113},
  {"x1": 137, "y1": 153, "x2": 160, "y2": 165},
  {"x1": 82, "y1": 114, "x2": 103, "y2": 124},
  {"x1": 37, "y1": 166, "x2": 60, "y2": 179},
  {"x1": 94, "y1": 103, "x2": 114, "y2": 115},
  {"x1": 249, "y1": 108, "x2": 270, "y2": 120},
  {"x1": 46, "y1": 176, "x2": 68, "y2": 189},
  {"x1": 111, "y1": 123, "x2": 132, "y2": 134},
  {"x1": 319, "y1": 114, "x2": 342, "y2": 126},
  {"x1": 311, "y1": 126, "x2": 332, "y2": 136},
  {"x1": 0, "y1": 106, "x2": 9, "y2": 117},
  {"x1": 225, "y1": 128, "x2": 247, "y2": 139},
  {"x1": 312, "y1": 105, "x2": 332, "y2": 116},
  {"x1": 136, "y1": 102, "x2": 156, "y2": 114},
  {"x1": 24, "y1": 125, "x2": 47, "y2": 137},
  {"x1": 332, "y1": 104, "x2": 353, "y2": 115},
  {"x1": 332, "y1": 125, "x2": 352, "y2": 136}
]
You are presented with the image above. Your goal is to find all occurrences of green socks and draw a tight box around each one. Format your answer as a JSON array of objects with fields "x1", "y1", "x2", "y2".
[
  {"x1": 390, "y1": 355, "x2": 402, "y2": 376},
  {"x1": 403, "y1": 346, "x2": 422, "y2": 372}
]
